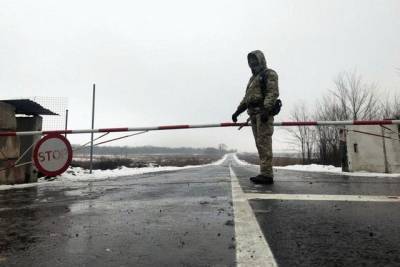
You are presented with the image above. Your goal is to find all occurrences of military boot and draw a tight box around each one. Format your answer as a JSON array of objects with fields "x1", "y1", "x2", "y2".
[{"x1": 250, "y1": 175, "x2": 274, "y2": 184}]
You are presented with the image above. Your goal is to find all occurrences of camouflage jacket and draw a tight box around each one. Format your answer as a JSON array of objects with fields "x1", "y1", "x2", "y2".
[{"x1": 237, "y1": 68, "x2": 279, "y2": 116}]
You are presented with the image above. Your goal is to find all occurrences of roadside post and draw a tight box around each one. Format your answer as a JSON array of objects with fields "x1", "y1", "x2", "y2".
[
  {"x1": 64, "y1": 109, "x2": 69, "y2": 138},
  {"x1": 89, "y1": 84, "x2": 96, "y2": 174}
]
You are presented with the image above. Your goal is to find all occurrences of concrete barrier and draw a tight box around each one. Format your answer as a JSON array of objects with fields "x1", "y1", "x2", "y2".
[
  {"x1": 0, "y1": 102, "x2": 25, "y2": 184},
  {"x1": 0, "y1": 135, "x2": 20, "y2": 160},
  {"x1": 0, "y1": 160, "x2": 25, "y2": 184},
  {"x1": 17, "y1": 116, "x2": 42, "y2": 183},
  {"x1": 0, "y1": 102, "x2": 16, "y2": 130}
]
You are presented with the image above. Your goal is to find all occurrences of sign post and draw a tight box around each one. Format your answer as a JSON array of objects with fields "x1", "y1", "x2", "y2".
[{"x1": 33, "y1": 134, "x2": 72, "y2": 177}]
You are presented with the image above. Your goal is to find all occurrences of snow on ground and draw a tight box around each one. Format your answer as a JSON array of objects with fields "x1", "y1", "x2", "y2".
[
  {"x1": 275, "y1": 164, "x2": 342, "y2": 173},
  {"x1": 234, "y1": 155, "x2": 400, "y2": 178},
  {"x1": 275, "y1": 164, "x2": 400, "y2": 177},
  {"x1": 211, "y1": 154, "x2": 228, "y2": 165},
  {"x1": 232, "y1": 154, "x2": 251, "y2": 166},
  {"x1": 59, "y1": 154, "x2": 228, "y2": 182},
  {"x1": 57, "y1": 166, "x2": 195, "y2": 182},
  {"x1": 58, "y1": 154, "x2": 228, "y2": 182},
  {"x1": 0, "y1": 154, "x2": 228, "y2": 191}
]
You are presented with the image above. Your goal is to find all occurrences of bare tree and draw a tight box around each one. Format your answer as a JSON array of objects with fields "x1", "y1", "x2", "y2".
[
  {"x1": 332, "y1": 71, "x2": 380, "y2": 120},
  {"x1": 314, "y1": 95, "x2": 343, "y2": 165},
  {"x1": 288, "y1": 70, "x2": 385, "y2": 166},
  {"x1": 286, "y1": 103, "x2": 316, "y2": 164},
  {"x1": 380, "y1": 93, "x2": 400, "y2": 119},
  {"x1": 306, "y1": 71, "x2": 381, "y2": 165},
  {"x1": 393, "y1": 96, "x2": 400, "y2": 118}
]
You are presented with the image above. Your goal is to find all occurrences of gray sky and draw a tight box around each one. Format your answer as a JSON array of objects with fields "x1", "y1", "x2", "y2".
[{"x1": 1, "y1": 0, "x2": 399, "y2": 152}]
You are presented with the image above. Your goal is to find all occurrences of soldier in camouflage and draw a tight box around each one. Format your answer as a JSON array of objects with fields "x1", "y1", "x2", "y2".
[{"x1": 232, "y1": 50, "x2": 279, "y2": 184}]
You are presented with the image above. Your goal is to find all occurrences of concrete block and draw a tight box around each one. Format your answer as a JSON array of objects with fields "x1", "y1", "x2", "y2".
[
  {"x1": 0, "y1": 135, "x2": 20, "y2": 160},
  {"x1": 0, "y1": 159, "x2": 26, "y2": 185},
  {"x1": 17, "y1": 116, "x2": 42, "y2": 183},
  {"x1": 0, "y1": 102, "x2": 16, "y2": 130}
]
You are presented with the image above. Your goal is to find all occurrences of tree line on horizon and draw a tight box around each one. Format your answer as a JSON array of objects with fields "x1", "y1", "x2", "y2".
[{"x1": 73, "y1": 144, "x2": 236, "y2": 157}]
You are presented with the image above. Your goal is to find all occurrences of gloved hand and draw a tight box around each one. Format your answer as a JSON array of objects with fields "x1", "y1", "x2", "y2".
[
  {"x1": 260, "y1": 109, "x2": 269, "y2": 122},
  {"x1": 232, "y1": 112, "x2": 239, "y2": 123},
  {"x1": 232, "y1": 105, "x2": 247, "y2": 123}
]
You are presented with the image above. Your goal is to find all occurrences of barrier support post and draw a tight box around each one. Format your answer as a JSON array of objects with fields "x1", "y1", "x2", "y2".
[{"x1": 89, "y1": 84, "x2": 96, "y2": 174}]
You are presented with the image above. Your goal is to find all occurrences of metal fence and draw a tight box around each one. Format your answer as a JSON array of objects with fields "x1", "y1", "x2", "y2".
[{"x1": 31, "y1": 96, "x2": 68, "y2": 130}]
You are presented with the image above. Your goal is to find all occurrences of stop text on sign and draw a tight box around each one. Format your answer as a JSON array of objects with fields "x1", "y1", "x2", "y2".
[
  {"x1": 33, "y1": 134, "x2": 72, "y2": 177},
  {"x1": 38, "y1": 149, "x2": 68, "y2": 162}
]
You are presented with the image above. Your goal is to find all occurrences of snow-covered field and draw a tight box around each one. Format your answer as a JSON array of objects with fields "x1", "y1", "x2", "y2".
[
  {"x1": 275, "y1": 164, "x2": 400, "y2": 177},
  {"x1": 58, "y1": 154, "x2": 227, "y2": 182},
  {"x1": 0, "y1": 154, "x2": 228, "y2": 191},
  {"x1": 234, "y1": 154, "x2": 400, "y2": 178},
  {"x1": 232, "y1": 154, "x2": 251, "y2": 166}
]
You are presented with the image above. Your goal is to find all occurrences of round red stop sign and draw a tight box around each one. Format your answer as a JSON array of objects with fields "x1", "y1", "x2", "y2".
[{"x1": 33, "y1": 134, "x2": 72, "y2": 176}]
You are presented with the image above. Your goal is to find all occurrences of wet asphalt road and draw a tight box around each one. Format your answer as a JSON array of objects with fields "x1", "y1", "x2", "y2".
[
  {"x1": 0, "y1": 163, "x2": 235, "y2": 267},
  {"x1": 232, "y1": 164, "x2": 400, "y2": 267},
  {"x1": 1, "y1": 155, "x2": 400, "y2": 266}
]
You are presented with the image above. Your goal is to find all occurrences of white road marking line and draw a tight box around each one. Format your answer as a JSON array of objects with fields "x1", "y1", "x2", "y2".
[
  {"x1": 245, "y1": 193, "x2": 400, "y2": 202},
  {"x1": 229, "y1": 166, "x2": 278, "y2": 267}
]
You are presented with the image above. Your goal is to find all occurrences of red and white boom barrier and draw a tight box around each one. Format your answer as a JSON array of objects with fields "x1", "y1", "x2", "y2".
[{"x1": 0, "y1": 119, "x2": 399, "y2": 137}]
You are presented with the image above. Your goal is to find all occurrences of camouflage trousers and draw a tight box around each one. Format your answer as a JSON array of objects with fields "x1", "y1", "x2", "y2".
[{"x1": 251, "y1": 114, "x2": 274, "y2": 177}]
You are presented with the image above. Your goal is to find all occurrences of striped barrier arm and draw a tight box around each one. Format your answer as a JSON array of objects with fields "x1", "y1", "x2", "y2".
[{"x1": 0, "y1": 120, "x2": 399, "y2": 137}]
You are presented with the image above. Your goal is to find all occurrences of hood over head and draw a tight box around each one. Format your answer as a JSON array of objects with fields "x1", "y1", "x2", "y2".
[{"x1": 247, "y1": 50, "x2": 267, "y2": 75}]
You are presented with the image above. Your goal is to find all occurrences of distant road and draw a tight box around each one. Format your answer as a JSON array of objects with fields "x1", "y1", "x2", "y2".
[{"x1": 1, "y1": 154, "x2": 400, "y2": 266}]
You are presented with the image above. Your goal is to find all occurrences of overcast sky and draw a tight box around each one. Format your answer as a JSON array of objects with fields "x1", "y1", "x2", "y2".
[{"x1": 1, "y1": 0, "x2": 399, "y2": 152}]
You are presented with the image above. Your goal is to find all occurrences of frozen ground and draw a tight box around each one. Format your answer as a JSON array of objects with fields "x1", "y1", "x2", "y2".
[
  {"x1": 0, "y1": 154, "x2": 228, "y2": 191},
  {"x1": 275, "y1": 164, "x2": 400, "y2": 177},
  {"x1": 235, "y1": 154, "x2": 400, "y2": 178},
  {"x1": 232, "y1": 153, "x2": 250, "y2": 166},
  {"x1": 58, "y1": 154, "x2": 228, "y2": 182}
]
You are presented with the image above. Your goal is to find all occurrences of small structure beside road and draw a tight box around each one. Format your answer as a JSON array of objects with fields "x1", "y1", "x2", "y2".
[
  {"x1": 346, "y1": 120, "x2": 400, "y2": 173},
  {"x1": 0, "y1": 99, "x2": 57, "y2": 185}
]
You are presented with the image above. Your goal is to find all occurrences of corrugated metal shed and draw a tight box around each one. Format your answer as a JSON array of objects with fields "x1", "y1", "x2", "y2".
[{"x1": 0, "y1": 99, "x2": 58, "y2": 115}]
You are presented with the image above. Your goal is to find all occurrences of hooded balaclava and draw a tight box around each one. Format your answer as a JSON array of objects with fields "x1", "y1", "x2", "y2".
[{"x1": 247, "y1": 50, "x2": 267, "y2": 75}]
